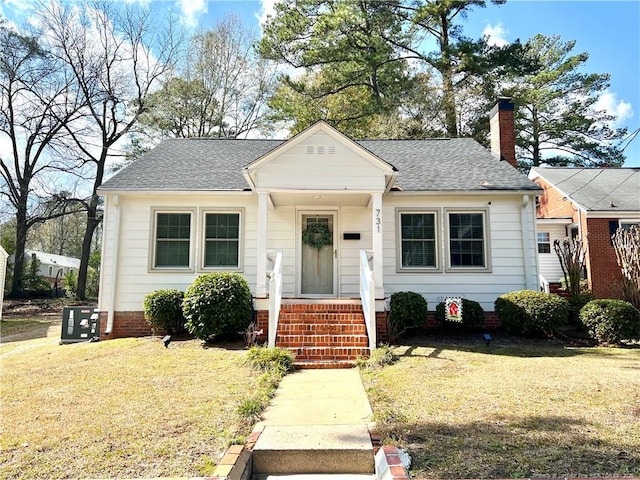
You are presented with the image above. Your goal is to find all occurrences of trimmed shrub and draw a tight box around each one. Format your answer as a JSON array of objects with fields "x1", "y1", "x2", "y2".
[
  {"x1": 435, "y1": 298, "x2": 485, "y2": 331},
  {"x1": 579, "y1": 299, "x2": 640, "y2": 344},
  {"x1": 143, "y1": 289, "x2": 186, "y2": 335},
  {"x1": 568, "y1": 291, "x2": 597, "y2": 312},
  {"x1": 495, "y1": 290, "x2": 569, "y2": 338},
  {"x1": 183, "y1": 272, "x2": 253, "y2": 340},
  {"x1": 388, "y1": 291, "x2": 427, "y2": 341}
]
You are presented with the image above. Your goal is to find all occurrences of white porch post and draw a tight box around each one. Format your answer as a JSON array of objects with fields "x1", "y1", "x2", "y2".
[
  {"x1": 255, "y1": 192, "x2": 268, "y2": 297},
  {"x1": 372, "y1": 192, "x2": 384, "y2": 298}
]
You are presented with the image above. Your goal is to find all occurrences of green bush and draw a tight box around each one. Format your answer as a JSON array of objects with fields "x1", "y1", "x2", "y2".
[
  {"x1": 435, "y1": 298, "x2": 485, "y2": 331},
  {"x1": 183, "y1": 272, "x2": 253, "y2": 340},
  {"x1": 244, "y1": 346, "x2": 295, "y2": 375},
  {"x1": 579, "y1": 299, "x2": 640, "y2": 344},
  {"x1": 388, "y1": 291, "x2": 427, "y2": 341},
  {"x1": 356, "y1": 344, "x2": 397, "y2": 369},
  {"x1": 495, "y1": 290, "x2": 569, "y2": 338},
  {"x1": 143, "y1": 289, "x2": 186, "y2": 335},
  {"x1": 568, "y1": 291, "x2": 596, "y2": 312}
]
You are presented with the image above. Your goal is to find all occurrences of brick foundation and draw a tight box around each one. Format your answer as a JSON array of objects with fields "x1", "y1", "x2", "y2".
[
  {"x1": 99, "y1": 311, "x2": 156, "y2": 340},
  {"x1": 99, "y1": 307, "x2": 503, "y2": 342}
]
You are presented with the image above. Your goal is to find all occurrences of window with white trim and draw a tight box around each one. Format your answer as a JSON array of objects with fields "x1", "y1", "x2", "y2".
[
  {"x1": 152, "y1": 211, "x2": 192, "y2": 269},
  {"x1": 398, "y1": 211, "x2": 438, "y2": 270},
  {"x1": 537, "y1": 232, "x2": 551, "y2": 253},
  {"x1": 620, "y1": 220, "x2": 640, "y2": 231},
  {"x1": 447, "y1": 210, "x2": 489, "y2": 270},
  {"x1": 203, "y1": 211, "x2": 241, "y2": 269}
]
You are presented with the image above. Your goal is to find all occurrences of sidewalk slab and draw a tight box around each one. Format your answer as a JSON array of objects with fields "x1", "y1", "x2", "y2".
[
  {"x1": 255, "y1": 368, "x2": 373, "y2": 428},
  {"x1": 252, "y1": 425, "x2": 374, "y2": 474}
]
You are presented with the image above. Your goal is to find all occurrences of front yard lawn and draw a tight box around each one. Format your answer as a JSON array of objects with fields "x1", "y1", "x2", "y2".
[
  {"x1": 362, "y1": 334, "x2": 640, "y2": 478},
  {"x1": 1, "y1": 336, "x2": 258, "y2": 479}
]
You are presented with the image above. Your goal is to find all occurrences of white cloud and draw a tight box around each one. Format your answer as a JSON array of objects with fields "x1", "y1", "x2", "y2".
[
  {"x1": 482, "y1": 23, "x2": 508, "y2": 47},
  {"x1": 177, "y1": 0, "x2": 207, "y2": 28},
  {"x1": 595, "y1": 89, "x2": 633, "y2": 127},
  {"x1": 257, "y1": 0, "x2": 277, "y2": 28}
]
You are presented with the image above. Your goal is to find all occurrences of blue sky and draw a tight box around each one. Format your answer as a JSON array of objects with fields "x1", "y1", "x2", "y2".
[{"x1": 1, "y1": 0, "x2": 639, "y2": 166}]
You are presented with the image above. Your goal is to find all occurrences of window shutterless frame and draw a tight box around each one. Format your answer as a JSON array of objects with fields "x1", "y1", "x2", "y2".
[
  {"x1": 444, "y1": 208, "x2": 491, "y2": 273},
  {"x1": 149, "y1": 208, "x2": 196, "y2": 272},
  {"x1": 537, "y1": 232, "x2": 551, "y2": 253},
  {"x1": 395, "y1": 209, "x2": 441, "y2": 273},
  {"x1": 199, "y1": 209, "x2": 244, "y2": 272}
]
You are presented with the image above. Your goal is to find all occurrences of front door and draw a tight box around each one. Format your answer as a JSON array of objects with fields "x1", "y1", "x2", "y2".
[{"x1": 301, "y1": 213, "x2": 336, "y2": 296}]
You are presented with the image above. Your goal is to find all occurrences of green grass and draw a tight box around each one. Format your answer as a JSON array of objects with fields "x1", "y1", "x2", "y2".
[
  {"x1": 0, "y1": 335, "x2": 264, "y2": 479},
  {"x1": 1, "y1": 316, "x2": 60, "y2": 338},
  {"x1": 361, "y1": 334, "x2": 640, "y2": 478}
]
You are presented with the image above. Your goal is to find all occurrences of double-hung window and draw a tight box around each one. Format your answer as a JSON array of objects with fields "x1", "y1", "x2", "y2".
[
  {"x1": 203, "y1": 211, "x2": 241, "y2": 269},
  {"x1": 398, "y1": 211, "x2": 438, "y2": 271},
  {"x1": 537, "y1": 232, "x2": 551, "y2": 253},
  {"x1": 446, "y1": 210, "x2": 490, "y2": 271},
  {"x1": 153, "y1": 211, "x2": 193, "y2": 269}
]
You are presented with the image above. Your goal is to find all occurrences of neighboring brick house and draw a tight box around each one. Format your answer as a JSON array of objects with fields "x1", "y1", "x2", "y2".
[{"x1": 529, "y1": 167, "x2": 640, "y2": 299}]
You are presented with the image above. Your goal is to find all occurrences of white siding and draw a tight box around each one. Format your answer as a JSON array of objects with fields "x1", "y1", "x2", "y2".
[
  {"x1": 381, "y1": 194, "x2": 538, "y2": 312},
  {"x1": 537, "y1": 223, "x2": 568, "y2": 283},
  {"x1": 255, "y1": 131, "x2": 386, "y2": 191},
  {"x1": 99, "y1": 193, "x2": 259, "y2": 312},
  {"x1": 100, "y1": 191, "x2": 538, "y2": 314}
]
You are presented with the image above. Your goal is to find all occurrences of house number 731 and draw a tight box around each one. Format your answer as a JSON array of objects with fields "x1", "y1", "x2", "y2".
[{"x1": 375, "y1": 209, "x2": 381, "y2": 233}]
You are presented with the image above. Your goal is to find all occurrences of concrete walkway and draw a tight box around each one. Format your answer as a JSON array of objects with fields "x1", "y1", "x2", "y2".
[
  {"x1": 255, "y1": 368, "x2": 374, "y2": 427},
  {"x1": 251, "y1": 368, "x2": 376, "y2": 477}
]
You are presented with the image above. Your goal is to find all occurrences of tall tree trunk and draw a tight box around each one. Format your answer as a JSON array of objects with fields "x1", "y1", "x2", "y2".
[
  {"x1": 76, "y1": 156, "x2": 106, "y2": 300},
  {"x1": 439, "y1": 13, "x2": 458, "y2": 138},
  {"x1": 10, "y1": 199, "x2": 29, "y2": 297},
  {"x1": 76, "y1": 199, "x2": 99, "y2": 300},
  {"x1": 532, "y1": 106, "x2": 540, "y2": 166}
]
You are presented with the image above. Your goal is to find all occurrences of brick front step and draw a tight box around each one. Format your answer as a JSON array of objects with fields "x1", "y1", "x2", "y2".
[
  {"x1": 280, "y1": 303, "x2": 364, "y2": 313},
  {"x1": 277, "y1": 323, "x2": 368, "y2": 335},
  {"x1": 293, "y1": 360, "x2": 358, "y2": 369},
  {"x1": 287, "y1": 346, "x2": 370, "y2": 361},
  {"x1": 276, "y1": 303, "x2": 370, "y2": 368},
  {"x1": 277, "y1": 334, "x2": 369, "y2": 348},
  {"x1": 278, "y1": 313, "x2": 366, "y2": 324}
]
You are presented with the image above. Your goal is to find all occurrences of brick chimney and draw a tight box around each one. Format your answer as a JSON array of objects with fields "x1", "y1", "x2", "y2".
[{"x1": 489, "y1": 97, "x2": 517, "y2": 168}]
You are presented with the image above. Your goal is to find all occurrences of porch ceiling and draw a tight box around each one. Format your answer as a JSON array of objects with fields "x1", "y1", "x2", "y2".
[{"x1": 269, "y1": 191, "x2": 372, "y2": 207}]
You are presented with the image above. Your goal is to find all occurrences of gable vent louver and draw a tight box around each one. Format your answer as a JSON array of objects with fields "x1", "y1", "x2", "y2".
[
  {"x1": 328, "y1": 146, "x2": 336, "y2": 154},
  {"x1": 317, "y1": 145, "x2": 325, "y2": 155},
  {"x1": 306, "y1": 145, "x2": 314, "y2": 154}
]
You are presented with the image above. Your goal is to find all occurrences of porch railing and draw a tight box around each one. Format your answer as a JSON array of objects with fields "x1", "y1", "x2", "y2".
[
  {"x1": 268, "y1": 250, "x2": 283, "y2": 348},
  {"x1": 539, "y1": 274, "x2": 550, "y2": 293},
  {"x1": 359, "y1": 249, "x2": 376, "y2": 351}
]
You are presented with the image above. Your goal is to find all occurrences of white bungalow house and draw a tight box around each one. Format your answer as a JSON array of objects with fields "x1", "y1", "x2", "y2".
[{"x1": 97, "y1": 99, "x2": 541, "y2": 365}]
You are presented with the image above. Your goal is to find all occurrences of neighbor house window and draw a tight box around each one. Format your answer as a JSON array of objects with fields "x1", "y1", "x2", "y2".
[
  {"x1": 153, "y1": 211, "x2": 192, "y2": 268},
  {"x1": 447, "y1": 210, "x2": 489, "y2": 270},
  {"x1": 537, "y1": 232, "x2": 551, "y2": 253},
  {"x1": 203, "y1": 212, "x2": 241, "y2": 269},
  {"x1": 398, "y1": 211, "x2": 438, "y2": 270},
  {"x1": 620, "y1": 220, "x2": 640, "y2": 231}
]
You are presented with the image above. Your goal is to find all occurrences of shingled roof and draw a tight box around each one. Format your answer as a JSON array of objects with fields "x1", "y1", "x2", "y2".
[
  {"x1": 530, "y1": 167, "x2": 640, "y2": 212},
  {"x1": 99, "y1": 136, "x2": 540, "y2": 193}
]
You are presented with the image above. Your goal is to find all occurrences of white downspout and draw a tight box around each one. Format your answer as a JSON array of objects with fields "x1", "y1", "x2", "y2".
[
  {"x1": 521, "y1": 194, "x2": 535, "y2": 290},
  {"x1": 104, "y1": 194, "x2": 120, "y2": 335}
]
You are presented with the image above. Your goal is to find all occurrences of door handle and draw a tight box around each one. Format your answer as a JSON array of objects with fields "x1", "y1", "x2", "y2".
[{"x1": 334, "y1": 249, "x2": 337, "y2": 258}]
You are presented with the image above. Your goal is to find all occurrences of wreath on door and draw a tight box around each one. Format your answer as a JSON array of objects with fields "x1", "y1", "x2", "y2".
[{"x1": 302, "y1": 221, "x2": 332, "y2": 251}]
